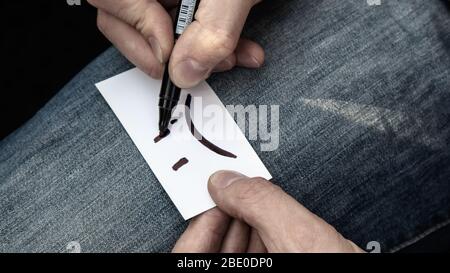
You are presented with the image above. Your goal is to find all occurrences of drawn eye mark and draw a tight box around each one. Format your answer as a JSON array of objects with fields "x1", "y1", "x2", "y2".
[{"x1": 184, "y1": 94, "x2": 237, "y2": 159}]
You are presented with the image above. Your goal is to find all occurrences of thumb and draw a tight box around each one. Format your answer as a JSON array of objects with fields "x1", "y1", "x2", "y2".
[
  {"x1": 208, "y1": 171, "x2": 364, "y2": 253},
  {"x1": 169, "y1": 0, "x2": 261, "y2": 88}
]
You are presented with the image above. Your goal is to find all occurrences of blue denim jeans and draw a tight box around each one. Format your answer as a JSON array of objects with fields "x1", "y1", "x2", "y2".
[{"x1": 1, "y1": 0, "x2": 449, "y2": 253}]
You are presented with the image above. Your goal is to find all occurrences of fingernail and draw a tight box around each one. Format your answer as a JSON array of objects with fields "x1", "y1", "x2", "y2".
[
  {"x1": 240, "y1": 54, "x2": 262, "y2": 68},
  {"x1": 149, "y1": 37, "x2": 164, "y2": 64},
  {"x1": 150, "y1": 66, "x2": 163, "y2": 79},
  {"x1": 173, "y1": 59, "x2": 210, "y2": 87},
  {"x1": 249, "y1": 56, "x2": 262, "y2": 68},
  {"x1": 209, "y1": 171, "x2": 246, "y2": 189}
]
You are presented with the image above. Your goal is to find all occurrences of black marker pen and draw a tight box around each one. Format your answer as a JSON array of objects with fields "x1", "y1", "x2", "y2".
[{"x1": 158, "y1": 0, "x2": 199, "y2": 135}]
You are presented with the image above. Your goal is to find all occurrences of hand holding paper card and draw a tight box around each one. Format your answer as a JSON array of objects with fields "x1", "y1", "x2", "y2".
[{"x1": 96, "y1": 68, "x2": 272, "y2": 219}]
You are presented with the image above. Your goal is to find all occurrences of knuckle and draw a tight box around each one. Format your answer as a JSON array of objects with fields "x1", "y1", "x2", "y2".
[{"x1": 129, "y1": 1, "x2": 150, "y2": 32}]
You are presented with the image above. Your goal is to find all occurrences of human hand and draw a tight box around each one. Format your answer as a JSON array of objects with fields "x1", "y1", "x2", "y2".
[
  {"x1": 173, "y1": 171, "x2": 364, "y2": 253},
  {"x1": 88, "y1": 0, "x2": 265, "y2": 88}
]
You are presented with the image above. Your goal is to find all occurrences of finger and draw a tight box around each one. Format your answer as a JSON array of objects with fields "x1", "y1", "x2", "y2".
[
  {"x1": 88, "y1": 0, "x2": 174, "y2": 63},
  {"x1": 169, "y1": 0, "x2": 261, "y2": 88},
  {"x1": 208, "y1": 171, "x2": 299, "y2": 239},
  {"x1": 97, "y1": 10, "x2": 163, "y2": 78},
  {"x1": 235, "y1": 38, "x2": 265, "y2": 68},
  {"x1": 172, "y1": 208, "x2": 231, "y2": 253},
  {"x1": 213, "y1": 38, "x2": 264, "y2": 72},
  {"x1": 247, "y1": 229, "x2": 267, "y2": 253},
  {"x1": 220, "y1": 219, "x2": 250, "y2": 253},
  {"x1": 213, "y1": 54, "x2": 236, "y2": 73},
  {"x1": 208, "y1": 171, "x2": 364, "y2": 253},
  {"x1": 159, "y1": 0, "x2": 180, "y2": 9}
]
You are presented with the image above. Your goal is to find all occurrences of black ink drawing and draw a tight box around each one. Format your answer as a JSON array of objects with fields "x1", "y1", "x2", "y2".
[{"x1": 154, "y1": 94, "x2": 237, "y2": 172}]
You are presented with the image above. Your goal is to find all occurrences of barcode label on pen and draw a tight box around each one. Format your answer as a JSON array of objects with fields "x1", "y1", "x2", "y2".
[{"x1": 176, "y1": 0, "x2": 197, "y2": 35}]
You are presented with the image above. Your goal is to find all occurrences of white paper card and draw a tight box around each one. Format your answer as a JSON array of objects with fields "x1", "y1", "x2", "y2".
[{"x1": 96, "y1": 68, "x2": 272, "y2": 219}]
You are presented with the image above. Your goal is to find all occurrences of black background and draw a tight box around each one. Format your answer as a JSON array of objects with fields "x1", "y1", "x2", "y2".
[
  {"x1": 0, "y1": 0, "x2": 448, "y2": 252},
  {"x1": 4, "y1": 254, "x2": 448, "y2": 271},
  {"x1": 1, "y1": 0, "x2": 110, "y2": 139}
]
